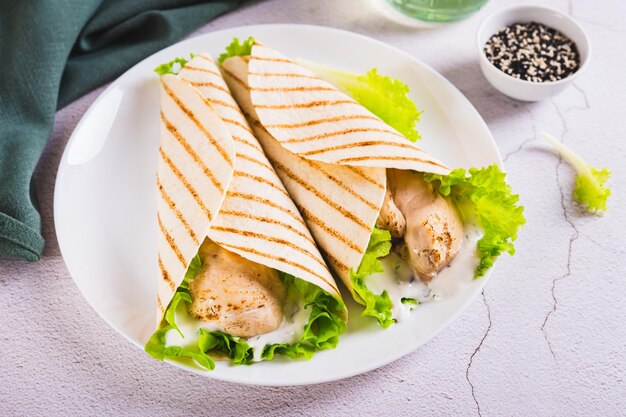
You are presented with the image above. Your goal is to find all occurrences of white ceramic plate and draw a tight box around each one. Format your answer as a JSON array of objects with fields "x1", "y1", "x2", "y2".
[{"x1": 55, "y1": 24, "x2": 501, "y2": 386}]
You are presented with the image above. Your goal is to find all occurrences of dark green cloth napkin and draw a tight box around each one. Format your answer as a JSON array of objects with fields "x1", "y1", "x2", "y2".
[{"x1": 0, "y1": 0, "x2": 241, "y2": 261}]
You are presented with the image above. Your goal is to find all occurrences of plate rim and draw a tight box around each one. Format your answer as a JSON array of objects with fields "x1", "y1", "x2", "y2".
[{"x1": 54, "y1": 23, "x2": 501, "y2": 386}]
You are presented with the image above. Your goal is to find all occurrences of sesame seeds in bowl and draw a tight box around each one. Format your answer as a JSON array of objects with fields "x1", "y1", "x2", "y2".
[
  {"x1": 485, "y1": 22, "x2": 580, "y2": 83},
  {"x1": 477, "y1": 5, "x2": 590, "y2": 101}
]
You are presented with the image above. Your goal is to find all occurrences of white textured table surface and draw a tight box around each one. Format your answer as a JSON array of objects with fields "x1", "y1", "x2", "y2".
[{"x1": 1, "y1": 0, "x2": 624, "y2": 415}]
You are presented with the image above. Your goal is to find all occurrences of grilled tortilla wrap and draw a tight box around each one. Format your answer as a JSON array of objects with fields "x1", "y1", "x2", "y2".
[
  {"x1": 220, "y1": 42, "x2": 463, "y2": 327},
  {"x1": 156, "y1": 74, "x2": 234, "y2": 323},
  {"x1": 148, "y1": 62, "x2": 346, "y2": 369}
]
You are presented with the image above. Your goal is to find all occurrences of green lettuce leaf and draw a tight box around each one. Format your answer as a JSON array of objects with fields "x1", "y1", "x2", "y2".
[
  {"x1": 198, "y1": 330, "x2": 253, "y2": 365},
  {"x1": 145, "y1": 325, "x2": 215, "y2": 370},
  {"x1": 218, "y1": 37, "x2": 255, "y2": 64},
  {"x1": 541, "y1": 132, "x2": 611, "y2": 212},
  {"x1": 297, "y1": 61, "x2": 422, "y2": 141},
  {"x1": 262, "y1": 273, "x2": 346, "y2": 360},
  {"x1": 424, "y1": 164, "x2": 525, "y2": 277},
  {"x1": 183, "y1": 254, "x2": 202, "y2": 284},
  {"x1": 165, "y1": 292, "x2": 192, "y2": 337},
  {"x1": 154, "y1": 53, "x2": 195, "y2": 76},
  {"x1": 344, "y1": 68, "x2": 421, "y2": 142},
  {"x1": 164, "y1": 253, "x2": 200, "y2": 336},
  {"x1": 350, "y1": 227, "x2": 395, "y2": 328}
]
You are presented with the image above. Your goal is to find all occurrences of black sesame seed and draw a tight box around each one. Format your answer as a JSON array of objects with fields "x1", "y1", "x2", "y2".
[{"x1": 484, "y1": 21, "x2": 580, "y2": 83}]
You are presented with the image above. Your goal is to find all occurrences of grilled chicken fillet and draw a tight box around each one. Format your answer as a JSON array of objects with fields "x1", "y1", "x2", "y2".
[
  {"x1": 379, "y1": 169, "x2": 464, "y2": 281},
  {"x1": 376, "y1": 187, "x2": 406, "y2": 238},
  {"x1": 187, "y1": 239, "x2": 285, "y2": 337}
]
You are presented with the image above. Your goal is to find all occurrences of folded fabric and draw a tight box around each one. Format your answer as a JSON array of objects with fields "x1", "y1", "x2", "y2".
[{"x1": 0, "y1": 0, "x2": 241, "y2": 261}]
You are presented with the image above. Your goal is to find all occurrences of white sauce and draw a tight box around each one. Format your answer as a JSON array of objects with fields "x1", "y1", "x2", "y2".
[
  {"x1": 363, "y1": 227, "x2": 481, "y2": 322},
  {"x1": 246, "y1": 297, "x2": 309, "y2": 361},
  {"x1": 164, "y1": 294, "x2": 310, "y2": 362}
]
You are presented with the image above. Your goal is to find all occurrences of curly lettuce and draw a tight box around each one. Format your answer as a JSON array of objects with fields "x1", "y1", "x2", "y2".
[
  {"x1": 262, "y1": 273, "x2": 346, "y2": 360},
  {"x1": 424, "y1": 164, "x2": 525, "y2": 277},
  {"x1": 350, "y1": 227, "x2": 395, "y2": 328},
  {"x1": 541, "y1": 132, "x2": 611, "y2": 212},
  {"x1": 218, "y1": 37, "x2": 255, "y2": 64},
  {"x1": 145, "y1": 254, "x2": 345, "y2": 370},
  {"x1": 144, "y1": 325, "x2": 216, "y2": 370},
  {"x1": 198, "y1": 330, "x2": 253, "y2": 365},
  {"x1": 154, "y1": 53, "x2": 195, "y2": 76}
]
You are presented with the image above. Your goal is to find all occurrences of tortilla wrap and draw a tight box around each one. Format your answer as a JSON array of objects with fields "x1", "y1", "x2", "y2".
[
  {"x1": 156, "y1": 55, "x2": 345, "y2": 327},
  {"x1": 156, "y1": 74, "x2": 235, "y2": 323},
  {"x1": 220, "y1": 43, "x2": 451, "y2": 298}
]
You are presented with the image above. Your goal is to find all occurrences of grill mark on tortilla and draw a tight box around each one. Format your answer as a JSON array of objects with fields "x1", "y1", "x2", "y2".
[
  {"x1": 196, "y1": 55, "x2": 215, "y2": 65},
  {"x1": 318, "y1": 246, "x2": 351, "y2": 273},
  {"x1": 158, "y1": 255, "x2": 176, "y2": 291},
  {"x1": 233, "y1": 171, "x2": 290, "y2": 198},
  {"x1": 266, "y1": 114, "x2": 380, "y2": 129},
  {"x1": 248, "y1": 71, "x2": 321, "y2": 80},
  {"x1": 232, "y1": 135, "x2": 261, "y2": 151},
  {"x1": 157, "y1": 176, "x2": 199, "y2": 245},
  {"x1": 217, "y1": 210, "x2": 316, "y2": 245},
  {"x1": 305, "y1": 160, "x2": 380, "y2": 211},
  {"x1": 237, "y1": 153, "x2": 276, "y2": 179},
  {"x1": 204, "y1": 97, "x2": 241, "y2": 111},
  {"x1": 220, "y1": 67, "x2": 248, "y2": 89},
  {"x1": 299, "y1": 140, "x2": 418, "y2": 156},
  {"x1": 240, "y1": 113, "x2": 285, "y2": 151},
  {"x1": 157, "y1": 294, "x2": 165, "y2": 312},
  {"x1": 213, "y1": 241, "x2": 337, "y2": 292},
  {"x1": 211, "y1": 226, "x2": 328, "y2": 270},
  {"x1": 337, "y1": 155, "x2": 448, "y2": 169},
  {"x1": 222, "y1": 117, "x2": 255, "y2": 135},
  {"x1": 161, "y1": 80, "x2": 233, "y2": 167},
  {"x1": 254, "y1": 99, "x2": 356, "y2": 110},
  {"x1": 227, "y1": 191, "x2": 306, "y2": 227},
  {"x1": 161, "y1": 111, "x2": 224, "y2": 194},
  {"x1": 182, "y1": 65, "x2": 220, "y2": 76},
  {"x1": 295, "y1": 204, "x2": 362, "y2": 253},
  {"x1": 235, "y1": 152, "x2": 273, "y2": 172},
  {"x1": 185, "y1": 80, "x2": 230, "y2": 94},
  {"x1": 283, "y1": 128, "x2": 403, "y2": 145},
  {"x1": 157, "y1": 213, "x2": 186, "y2": 268},
  {"x1": 251, "y1": 86, "x2": 336, "y2": 92},
  {"x1": 250, "y1": 113, "x2": 387, "y2": 190},
  {"x1": 250, "y1": 56, "x2": 296, "y2": 64},
  {"x1": 272, "y1": 160, "x2": 370, "y2": 231},
  {"x1": 347, "y1": 166, "x2": 385, "y2": 190},
  {"x1": 159, "y1": 147, "x2": 213, "y2": 221}
]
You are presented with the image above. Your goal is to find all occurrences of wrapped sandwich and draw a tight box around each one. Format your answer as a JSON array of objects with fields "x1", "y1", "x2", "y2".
[
  {"x1": 219, "y1": 38, "x2": 524, "y2": 327},
  {"x1": 145, "y1": 54, "x2": 346, "y2": 370}
]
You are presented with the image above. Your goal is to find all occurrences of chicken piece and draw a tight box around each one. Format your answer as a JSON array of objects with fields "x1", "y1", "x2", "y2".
[
  {"x1": 187, "y1": 239, "x2": 285, "y2": 337},
  {"x1": 376, "y1": 186, "x2": 406, "y2": 238},
  {"x1": 387, "y1": 169, "x2": 464, "y2": 281}
]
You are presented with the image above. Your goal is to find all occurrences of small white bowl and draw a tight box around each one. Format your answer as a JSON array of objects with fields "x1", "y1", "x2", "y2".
[{"x1": 477, "y1": 5, "x2": 591, "y2": 101}]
